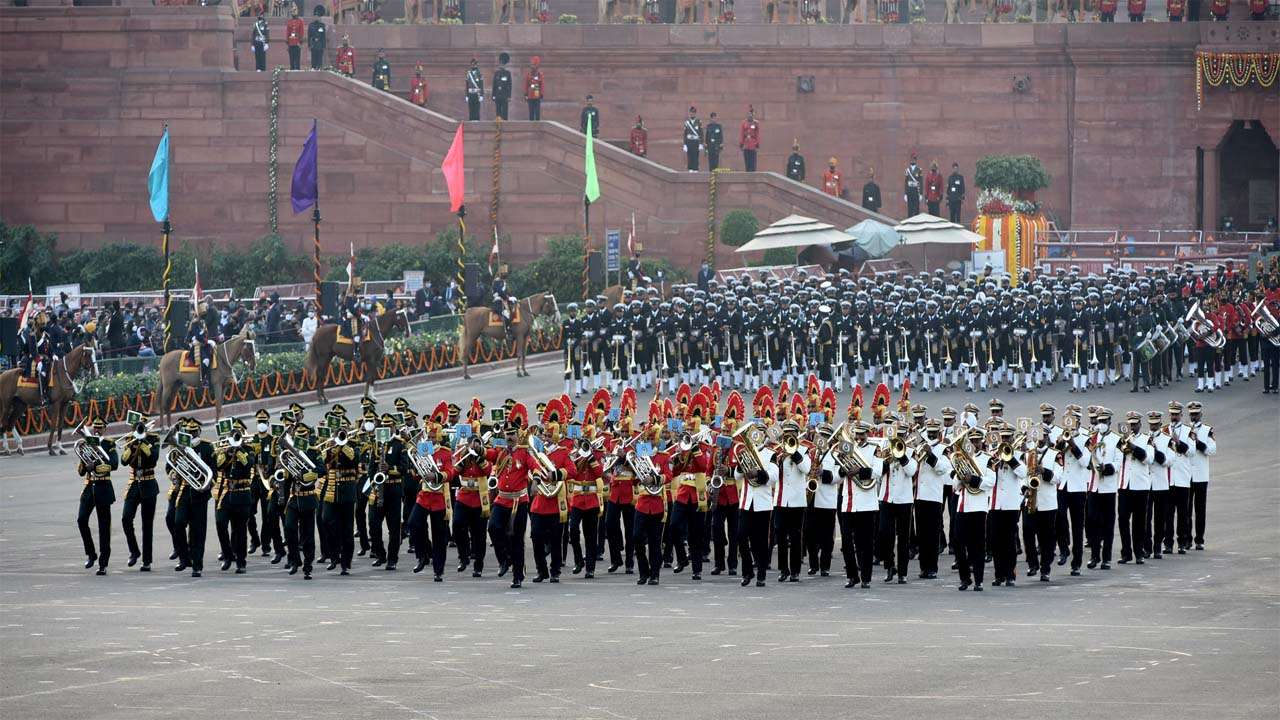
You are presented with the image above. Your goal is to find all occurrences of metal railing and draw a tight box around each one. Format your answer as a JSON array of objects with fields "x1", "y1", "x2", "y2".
[{"x1": 1034, "y1": 229, "x2": 1275, "y2": 275}]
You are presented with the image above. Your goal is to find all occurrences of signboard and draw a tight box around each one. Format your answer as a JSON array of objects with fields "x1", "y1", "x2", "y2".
[
  {"x1": 402, "y1": 270, "x2": 425, "y2": 293},
  {"x1": 605, "y1": 229, "x2": 621, "y2": 273},
  {"x1": 46, "y1": 283, "x2": 81, "y2": 309}
]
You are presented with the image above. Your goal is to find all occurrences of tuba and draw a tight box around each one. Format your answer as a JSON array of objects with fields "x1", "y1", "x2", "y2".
[
  {"x1": 1251, "y1": 301, "x2": 1280, "y2": 347},
  {"x1": 833, "y1": 427, "x2": 874, "y2": 490},
  {"x1": 731, "y1": 423, "x2": 768, "y2": 484},
  {"x1": 162, "y1": 428, "x2": 213, "y2": 493},
  {"x1": 73, "y1": 421, "x2": 111, "y2": 468},
  {"x1": 946, "y1": 429, "x2": 984, "y2": 495},
  {"x1": 277, "y1": 433, "x2": 316, "y2": 489},
  {"x1": 1184, "y1": 300, "x2": 1225, "y2": 349}
]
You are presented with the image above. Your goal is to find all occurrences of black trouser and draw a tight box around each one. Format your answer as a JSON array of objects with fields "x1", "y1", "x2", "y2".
[
  {"x1": 1169, "y1": 486, "x2": 1192, "y2": 549},
  {"x1": 407, "y1": 505, "x2": 449, "y2": 576},
  {"x1": 467, "y1": 95, "x2": 481, "y2": 121},
  {"x1": 1147, "y1": 489, "x2": 1170, "y2": 555},
  {"x1": 1057, "y1": 490, "x2": 1085, "y2": 569},
  {"x1": 1190, "y1": 482, "x2": 1207, "y2": 545},
  {"x1": 284, "y1": 504, "x2": 315, "y2": 573},
  {"x1": 494, "y1": 98, "x2": 509, "y2": 120},
  {"x1": 707, "y1": 148, "x2": 720, "y2": 171},
  {"x1": 530, "y1": 512, "x2": 563, "y2": 579},
  {"x1": 261, "y1": 499, "x2": 285, "y2": 557},
  {"x1": 877, "y1": 502, "x2": 912, "y2": 577},
  {"x1": 927, "y1": 200, "x2": 941, "y2": 216},
  {"x1": 488, "y1": 502, "x2": 529, "y2": 582},
  {"x1": 1118, "y1": 488, "x2": 1148, "y2": 561},
  {"x1": 838, "y1": 510, "x2": 876, "y2": 583},
  {"x1": 310, "y1": 47, "x2": 324, "y2": 69},
  {"x1": 712, "y1": 503, "x2": 739, "y2": 571},
  {"x1": 1131, "y1": 352, "x2": 1149, "y2": 390},
  {"x1": 252, "y1": 41, "x2": 266, "y2": 71},
  {"x1": 368, "y1": 486, "x2": 402, "y2": 566},
  {"x1": 175, "y1": 496, "x2": 210, "y2": 572},
  {"x1": 774, "y1": 505, "x2": 805, "y2": 577},
  {"x1": 165, "y1": 495, "x2": 179, "y2": 560},
  {"x1": 402, "y1": 478, "x2": 419, "y2": 540},
  {"x1": 906, "y1": 191, "x2": 920, "y2": 216},
  {"x1": 633, "y1": 511, "x2": 664, "y2": 581},
  {"x1": 568, "y1": 506, "x2": 600, "y2": 573},
  {"x1": 1262, "y1": 343, "x2": 1279, "y2": 390},
  {"x1": 122, "y1": 487, "x2": 156, "y2": 566},
  {"x1": 804, "y1": 506, "x2": 835, "y2": 573},
  {"x1": 326, "y1": 499, "x2": 357, "y2": 569},
  {"x1": 215, "y1": 505, "x2": 231, "y2": 562},
  {"x1": 605, "y1": 501, "x2": 635, "y2": 570},
  {"x1": 945, "y1": 486, "x2": 958, "y2": 550},
  {"x1": 1087, "y1": 492, "x2": 1116, "y2": 563},
  {"x1": 736, "y1": 508, "x2": 771, "y2": 582},
  {"x1": 954, "y1": 511, "x2": 987, "y2": 585},
  {"x1": 1024, "y1": 508, "x2": 1056, "y2": 575},
  {"x1": 669, "y1": 500, "x2": 706, "y2": 574},
  {"x1": 77, "y1": 488, "x2": 112, "y2": 568},
  {"x1": 452, "y1": 501, "x2": 487, "y2": 571},
  {"x1": 948, "y1": 200, "x2": 961, "y2": 224},
  {"x1": 1129, "y1": 11, "x2": 1143, "y2": 20},
  {"x1": 685, "y1": 144, "x2": 699, "y2": 171},
  {"x1": 226, "y1": 499, "x2": 251, "y2": 569},
  {"x1": 989, "y1": 508, "x2": 1020, "y2": 581},
  {"x1": 355, "y1": 491, "x2": 369, "y2": 554},
  {"x1": 913, "y1": 499, "x2": 942, "y2": 575},
  {"x1": 527, "y1": 98, "x2": 541, "y2": 120},
  {"x1": 288, "y1": 45, "x2": 301, "y2": 70},
  {"x1": 743, "y1": 148, "x2": 757, "y2": 171}
]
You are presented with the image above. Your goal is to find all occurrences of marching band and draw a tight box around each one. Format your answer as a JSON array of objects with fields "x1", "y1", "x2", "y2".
[{"x1": 72, "y1": 381, "x2": 1219, "y2": 592}]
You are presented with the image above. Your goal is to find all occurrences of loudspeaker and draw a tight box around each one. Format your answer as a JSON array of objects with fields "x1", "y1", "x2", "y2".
[
  {"x1": 320, "y1": 281, "x2": 341, "y2": 320},
  {"x1": 587, "y1": 250, "x2": 605, "y2": 287},
  {"x1": 0, "y1": 317, "x2": 17, "y2": 361},
  {"x1": 464, "y1": 262, "x2": 483, "y2": 306},
  {"x1": 164, "y1": 299, "x2": 190, "y2": 352}
]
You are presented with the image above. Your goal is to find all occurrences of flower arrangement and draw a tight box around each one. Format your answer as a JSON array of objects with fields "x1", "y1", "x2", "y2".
[
  {"x1": 622, "y1": 13, "x2": 644, "y2": 22},
  {"x1": 996, "y1": 2, "x2": 1014, "y2": 16},
  {"x1": 441, "y1": 3, "x2": 461, "y2": 19},
  {"x1": 719, "y1": 10, "x2": 735, "y2": 22},
  {"x1": 537, "y1": 8, "x2": 551, "y2": 22},
  {"x1": 882, "y1": 10, "x2": 900, "y2": 22},
  {"x1": 557, "y1": 12, "x2": 578, "y2": 22},
  {"x1": 645, "y1": 11, "x2": 662, "y2": 22},
  {"x1": 977, "y1": 188, "x2": 1015, "y2": 215}
]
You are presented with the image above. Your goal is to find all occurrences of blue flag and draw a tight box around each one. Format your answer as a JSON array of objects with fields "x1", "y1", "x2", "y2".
[
  {"x1": 147, "y1": 127, "x2": 169, "y2": 222},
  {"x1": 290, "y1": 120, "x2": 318, "y2": 214}
]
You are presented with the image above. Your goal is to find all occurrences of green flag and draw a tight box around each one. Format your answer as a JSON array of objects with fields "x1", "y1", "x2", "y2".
[{"x1": 584, "y1": 115, "x2": 600, "y2": 203}]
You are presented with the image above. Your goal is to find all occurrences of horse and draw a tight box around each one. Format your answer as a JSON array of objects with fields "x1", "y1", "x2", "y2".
[
  {"x1": 458, "y1": 292, "x2": 559, "y2": 380},
  {"x1": 303, "y1": 307, "x2": 410, "y2": 405},
  {"x1": 0, "y1": 340, "x2": 100, "y2": 456},
  {"x1": 150, "y1": 328, "x2": 258, "y2": 430}
]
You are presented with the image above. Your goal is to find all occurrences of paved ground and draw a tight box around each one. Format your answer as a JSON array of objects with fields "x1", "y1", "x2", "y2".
[{"x1": 2, "y1": 361, "x2": 1278, "y2": 720}]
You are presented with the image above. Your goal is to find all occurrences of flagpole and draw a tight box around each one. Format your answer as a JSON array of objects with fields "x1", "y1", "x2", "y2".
[
  {"x1": 455, "y1": 207, "x2": 467, "y2": 314},
  {"x1": 161, "y1": 217, "x2": 173, "y2": 352},
  {"x1": 313, "y1": 202, "x2": 322, "y2": 316},
  {"x1": 582, "y1": 195, "x2": 591, "y2": 301}
]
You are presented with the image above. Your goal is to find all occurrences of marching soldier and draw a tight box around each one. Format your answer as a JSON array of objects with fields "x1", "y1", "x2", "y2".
[
  {"x1": 989, "y1": 426, "x2": 1026, "y2": 587},
  {"x1": 1025, "y1": 427, "x2": 1063, "y2": 582},
  {"x1": 667, "y1": 406, "x2": 713, "y2": 581},
  {"x1": 765, "y1": 420, "x2": 811, "y2": 583},
  {"x1": 491, "y1": 52, "x2": 513, "y2": 121},
  {"x1": 215, "y1": 422, "x2": 256, "y2": 574},
  {"x1": 1185, "y1": 401, "x2": 1215, "y2": 550},
  {"x1": 321, "y1": 418, "x2": 359, "y2": 575},
  {"x1": 785, "y1": 140, "x2": 806, "y2": 182},
  {"x1": 913, "y1": 419, "x2": 951, "y2": 579},
  {"x1": 173, "y1": 417, "x2": 215, "y2": 578},
  {"x1": 252, "y1": 409, "x2": 286, "y2": 564},
  {"x1": 739, "y1": 106, "x2": 761, "y2": 172},
  {"x1": 954, "y1": 429, "x2": 995, "y2": 591},
  {"x1": 682, "y1": 106, "x2": 703, "y2": 172},
  {"x1": 1117, "y1": 411, "x2": 1153, "y2": 565},
  {"x1": 465, "y1": 58, "x2": 484, "y2": 121},
  {"x1": 1086, "y1": 408, "x2": 1121, "y2": 570},
  {"x1": 705, "y1": 111, "x2": 725, "y2": 172},
  {"x1": 120, "y1": 414, "x2": 160, "y2": 572},
  {"x1": 371, "y1": 49, "x2": 392, "y2": 92},
  {"x1": 76, "y1": 417, "x2": 118, "y2": 575},
  {"x1": 488, "y1": 404, "x2": 533, "y2": 589},
  {"x1": 523, "y1": 56, "x2": 544, "y2": 120},
  {"x1": 367, "y1": 413, "x2": 408, "y2": 571},
  {"x1": 407, "y1": 421, "x2": 452, "y2": 581},
  {"x1": 634, "y1": 423, "x2": 669, "y2": 586},
  {"x1": 283, "y1": 424, "x2": 324, "y2": 579}
]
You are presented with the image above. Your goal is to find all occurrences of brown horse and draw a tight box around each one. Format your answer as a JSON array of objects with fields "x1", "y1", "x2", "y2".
[
  {"x1": 459, "y1": 292, "x2": 559, "y2": 380},
  {"x1": 151, "y1": 328, "x2": 258, "y2": 430},
  {"x1": 304, "y1": 307, "x2": 410, "y2": 405},
  {"x1": 0, "y1": 341, "x2": 100, "y2": 456}
]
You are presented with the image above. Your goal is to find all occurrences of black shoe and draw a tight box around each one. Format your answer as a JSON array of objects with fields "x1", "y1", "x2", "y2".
[
  {"x1": 128, "y1": 554, "x2": 139, "y2": 568},
  {"x1": 289, "y1": 565, "x2": 299, "y2": 575},
  {"x1": 1070, "y1": 569, "x2": 1081, "y2": 576},
  {"x1": 85, "y1": 555, "x2": 97, "y2": 569},
  {"x1": 1005, "y1": 580, "x2": 1015, "y2": 588},
  {"x1": 572, "y1": 564, "x2": 584, "y2": 575},
  {"x1": 1087, "y1": 559, "x2": 1098, "y2": 569},
  {"x1": 626, "y1": 567, "x2": 635, "y2": 575},
  {"x1": 327, "y1": 561, "x2": 338, "y2": 571},
  {"x1": 951, "y1": 561, "x2": 959, "y2": 570},
  {"x1": 1195, "y1": 543, "x2": 1204, "y2": 551},
  {"x1": 140, "y1": 564, "x2": 151, "y2": 572},
  {"x1": 897, "y1": 577, "x2": 906, "y2": 585},
  {"x1": 756, "y1": 580, "x2": 766, "y2": 587},
  {"x1": 549, "y1": 576, "x2": 560, "y2": 584},
  {"x1": 456, "y1": 562, "x2": 469, "y2": 573},
  {"x1": 884, "y1": 569, "x2": 895, "y2": 583},
  {"x1": 169, "y1": 551, "x2": 179, "y2": 561},
  {"x1": 807, "y1": 567, "x2": 818, "y2": 576},
  {"x1": 220, "y1": 560, "x2": 232, "y2": 571},
  {"x1": 845, "y1": 579, "x2": 857, "y2": 588},
  {"x1": 1118, "y1": 556, "x2": 1130, "y2": 564},
  {"x1": 584, "y1": 571, "x2": 594, "y2": 579},
  {"x1": 249, "y1": 540, "x2": 259, "y2": 556},
  {"x1": 510, "y1": 581, "x2": 522, "y2": 589},
  {"x1": 663, "y1": 561, "x2": 672, "y2": 569},
  {"x1": 414, "y1": 561, "x2": 428, "y2": 573},
  {"x1": 357, "y1": 548, "x2": 368, "y2": 557},
  {"x1": 532, "y1": 574, "x2": 547, "y2": 583},
  {"x1": 609, "y1": 564, "x2": 621, "y2": 574},
  {"x1": 95, "y1": 568, "x2": 106, "y2": 576},
  {"x1": 304, "y1": 570, "x2": 312, "y2": 580},
  {"x1": 973, "y1": 583, "x2": 983, "y2": 591},
  {"x1": 788, "y1": 575, "x2": 799, "y2": 583},
  {"x1": 271, "y1": 553, "x2": 285, "y2": 565},
  {"x1": 1177, "y1": 548, "x2": 1186, "y2": 554},
  {"x1": 959, "y1": 582, "x2": 970, "y2": 591},
  {"x1": 710, "y1": 568, "x2": 723, "y2": 576},
  {"x1": 691, "y1": 573, "x2": 701, "y2": 581},
  {"x1": 1135, "y1": 558, "x2": 1144, "y2": 565},
  {"x1": 1028, "y1": 565, "x2": 1040, "y2": 576},
  {"x1": 993, "y1": 579, "x2": 1004, "y2": 587},
  {"x1": 1040, "y1": 573, "x2": 1050, "y2": 582},
  {"x1": 1153, "y1": 552, "x2": 1162, "y2": 559},
  {"x1": 234, "y1": 567, "x2": 246, "y2": 575},
  {"x1": 472, "y1": 571, "x2": 483, "y2": 578},
  {"x1": 673, "y1": 562, "x2": 685, "y2": 574},
  {"x1": 371, "y1": 558, "x2": 385, "y2": 568},
  {"x1": 340, "y1": 568, "x2": 350, "y2": 576},
  {"x1": 498, "y1": 562, "x2": 510, "y2": 577},
  {"x1": 640, "y1": 577, "x2": 650, "y2": 586},
  {"x1": 778, "y1": 573, "x2": 789, "y2": 583},
  {"x1": 386, "y1": 563, "x2": 396, "y2": 571},
  {"x1": 1058, "y1": 552, "x2": 1069, "y2": 566},
  {"x1": 434, "y1": 575, "x2": 443, "y2": 582},
  {"x1": 1100, "y1": 562, "x2": 1111, "y2": 570},
  {"x1": 820, "y1": 570, "x2": 830, "y2": 577}
]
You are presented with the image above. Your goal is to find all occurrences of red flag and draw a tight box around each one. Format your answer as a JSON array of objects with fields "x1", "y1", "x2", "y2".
[{"x1": 441, "y1": 123, "x2": 465, "y2": 213}]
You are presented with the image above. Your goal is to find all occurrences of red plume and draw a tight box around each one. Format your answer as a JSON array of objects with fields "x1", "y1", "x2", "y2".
[
  {"x1": 752, "y1": 385, "x2": 774, "y2": 415},
  {"x1": 725, "y1": 390, "x2": 745, "y2": 423}
]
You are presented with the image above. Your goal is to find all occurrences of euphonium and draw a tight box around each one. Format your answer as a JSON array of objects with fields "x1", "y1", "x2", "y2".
[
  {"x1": 165, "y1": 445, "x2": 213, "y2": 492},
  {"x1": 73, "y1": 421, "x2": 111, "y2": 467},
  {"x1": 730, "y1": 422, "x2": 767, "y2": 481},
  {"x1": 1251, "y1": 301, "x2": 1280, "y2": 347},
  {"x1": 946, "y1": 429, "x2": 983, "y2": 495},
  {"x1": 1184, "y1": 300, "x2": 1226, "y2": 349}
]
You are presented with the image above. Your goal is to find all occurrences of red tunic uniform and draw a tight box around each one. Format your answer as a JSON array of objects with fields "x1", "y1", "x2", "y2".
[
  {"x1": 569, "y1": 451, "x2": 603, "y2": 512},
  {"x1": 739, "y1": 120, "x2": 760, "y2": 151},
  {"x1": 924, "y1": 170, "x2": 944, "y2": 204},
  {"x1": 635, "y1": 451, "x2": 671, "y2": 516},
  {"x1": 531, "y1": 445, "x2": 573, "y2": 516},
  {"x1": 454, "y1": 447, "x2": 495, "y2": 510},
  {"x1": 606, "y1": 435, "x2": 636, "y2": 506},
  {"x1": 494, "y1": 446, "x2": 531, "y2": 508},
  {"x1": 716, "y1": 443, "x2": 740, "y2": 507},
  {"x1": 1166, "y1": 0, "x2": 1184, "y2": 15},
  {"x1": 1249, "y1": 0, "x2": 1267, "y2": 14},
  {"x1": 670, "y1": 444, "x2": 713, "y2": 506},
  {"x1": 410, "y1": 75, "x2": 429, "y2": 107},
  {"x1": 524, "y1": 68, "x2": 544, "y2": 101},
  {"x1": 629, "y1": 127, "x2": 648, "y2": 157},
  {"x1": 1128, "y1": 0, "x2": 1146, "y2": 12},
  {"x1": 1209, "y1": 0, "x2": 1228, "y2": 17},
  {"x1": 336, "y1": 46, "x2": 356, "y2": 77},
  {"x1": 822, "y1": 169, "x2": 843, "y2": 197},
  {"x1": 286, "y1": 18, "x2": 305, "y2": 47},
  {"x1": 415, "y1": 446, "x2": 453, "y2": 511},
  {"x1": 1100, "y1": 0, "x2": 1118, "y2": 12}
]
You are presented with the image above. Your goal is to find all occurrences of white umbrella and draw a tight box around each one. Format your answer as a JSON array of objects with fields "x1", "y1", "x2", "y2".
[
  {"x1": 735, "y1": 214, "x2": 854, "y2": 254},
  {"x1": 893, "y1": 213, "x2": 984, "y2": 245}
]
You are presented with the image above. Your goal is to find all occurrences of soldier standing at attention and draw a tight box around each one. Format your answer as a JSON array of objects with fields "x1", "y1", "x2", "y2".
[
  {"x1": 739, "y1": 106, "x2": 761, "y2": 172},
  {"x1": 946, "y1": 162, "x2": 966, "y2": 224},
  {"x1": 372, "y1": 49, "x2": 391, "y2": 92},
  {"x1": 629, "y1": 116, "x2": 648, "y2": 157},
  {"x1": 785, "y1": 140, "x2": 805, "y2": 182},
  {"x1": 491, "y1": 52, "x2": 513, "y2": 121},
  {"x1": 251, "y1": 13, "x2": 269, "y2": 73},
  {"x1": 466, "y1": 58, "x2": 484, "y2": 121},
  {"x1": 285, "y1": 7, "x2": 305, "y2": 71},
  {"x1": 924, "y1": 161, "x2": 944, "y2": 217},
  {"x1": 683, "y1": 106, "x2": 703, "y2": 172},
  {"x1": 862, "y1": 168, "x2": 882, "y2": 213},
  {"x1": 705, "y1": 112, "x2": 725, "y2": 172},
  {"x1": 822, "y1": 157, "x2": 843, "y2": 198},
  {"x1": 336, "y1": 35, "x2": 356, "y2": 78},
  {"x1": 409, "y1": 63, "x2": 429, "y2": 107},
  {"x1": 523, "y1": 56, "x2": 544, "y2": 120},
  {"x1": 904, "y1": 154, "x2": 923, "y2": 216},
  {"x1": 307, "y1": 7, "x2": 327, "y2": 70},
  {"x1": 580, "y1": 94, "x2": 600, "y2": 136}
]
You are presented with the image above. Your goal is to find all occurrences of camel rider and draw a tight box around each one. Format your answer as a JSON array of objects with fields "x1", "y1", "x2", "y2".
[
  {"x1": 187, "y1": 315, "x2": 215, "y2": 390},
  {"x1": 18, "y1": 310, "x2": 54, "y2": 406},
  {"x1": 492, "y1": 265, "x2": 514, "y2": 340}
]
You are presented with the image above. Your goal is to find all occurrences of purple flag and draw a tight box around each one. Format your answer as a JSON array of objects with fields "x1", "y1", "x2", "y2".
[{"x1": 290, "y1": 120, "x2": 318, "y2": 214}]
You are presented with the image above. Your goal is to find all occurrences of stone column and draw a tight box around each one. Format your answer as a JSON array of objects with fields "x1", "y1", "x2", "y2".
[{"x1": 1202, "y1": 146, "x2": 1219, "y2": 233}]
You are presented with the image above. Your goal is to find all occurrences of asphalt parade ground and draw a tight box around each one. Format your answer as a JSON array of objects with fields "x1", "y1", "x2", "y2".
[{"x1": 1, "y1": 358, "x2": 1277, "y2": 720}]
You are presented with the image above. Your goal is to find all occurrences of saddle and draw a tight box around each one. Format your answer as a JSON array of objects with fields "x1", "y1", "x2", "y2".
[
  {"x1": 179, "y1": 350, "x2": 217, "y2": 373},
  {"x1": 335, "y1": 328, "x2": 374, "y2": 346},
  {"x1": 487, "y1": 305, "x2": 521, "y2": 327},
  {"x1": 16, "y1": 373, "x2": 53, "y2": 390}
]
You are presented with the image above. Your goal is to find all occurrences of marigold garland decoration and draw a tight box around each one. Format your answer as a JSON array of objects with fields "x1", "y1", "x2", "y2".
[{"x1": 1195, "y1": 51, "x2": 1280, "y2": 111}]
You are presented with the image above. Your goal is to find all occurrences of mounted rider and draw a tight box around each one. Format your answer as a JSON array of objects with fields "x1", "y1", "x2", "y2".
[
  {"x1": 492, "y1": 264, "x2": 515, "y2": 340},
  {"x1": 18, "y1": 309, "x2": 61, "y2": 406},
  {"x1": 186, "y1": 301, "x2": 217, "y2": 391},
  {"x1": 341, "y1": 277, "x2": 371, "y2": 365}
]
